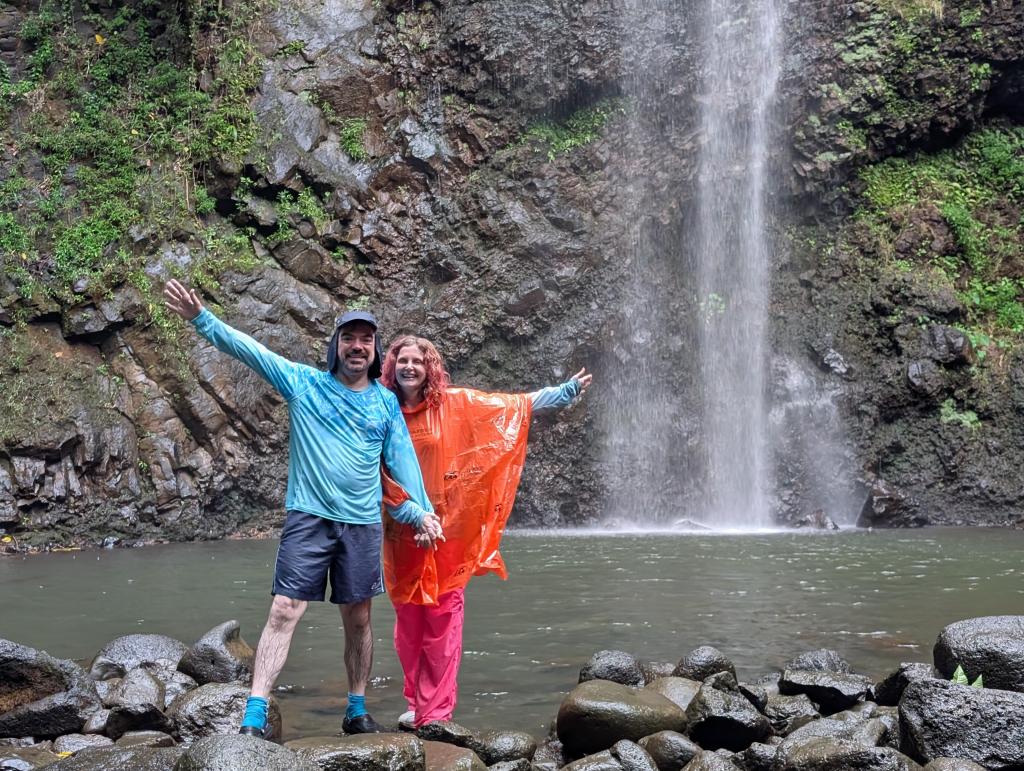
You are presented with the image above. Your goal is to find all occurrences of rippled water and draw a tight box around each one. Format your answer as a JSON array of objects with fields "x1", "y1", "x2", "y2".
[{"x1": 3, "y1": 528, "x2": 1022, "y2": 737}]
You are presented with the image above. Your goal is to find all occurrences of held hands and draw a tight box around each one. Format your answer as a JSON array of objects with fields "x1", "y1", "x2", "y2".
[
  {"x1": 414, "y1": 512, "x2": 445, "y2": 550},
  {"x1": 163, "y1": 279, "x2": 205, "y2": 321},
  {"x1": 571, "y1": 367, "x2": 593, "y2": 394}
]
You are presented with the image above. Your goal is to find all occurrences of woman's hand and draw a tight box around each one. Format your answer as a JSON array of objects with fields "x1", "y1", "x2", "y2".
[
  {"x1": 163, "y1": 279, "x2": 204, "y2": 321},
  {"x1": 571, "y1": 367, "x2": 593, "y2": 393},
  {"x1": 414, "y1": 512, "x2": 445, "y2": 549}
]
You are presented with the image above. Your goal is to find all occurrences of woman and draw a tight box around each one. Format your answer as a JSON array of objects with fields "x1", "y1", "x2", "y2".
[{"x1": 380, "y1": 335, "x2": 591, "y2": 728}]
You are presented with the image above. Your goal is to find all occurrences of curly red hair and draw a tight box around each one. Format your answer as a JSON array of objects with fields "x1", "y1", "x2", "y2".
[{"x1": 381, "y1": 335, "x2": 451, "y2": 408}]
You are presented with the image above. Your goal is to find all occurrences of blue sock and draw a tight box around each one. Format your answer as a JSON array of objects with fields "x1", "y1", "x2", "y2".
[
  {"x1": 346, "y1": 692, "x2": 367, "y2": 720},
  {"x1": 241, "y1": 696, "x2": 268, "y2": 730}
]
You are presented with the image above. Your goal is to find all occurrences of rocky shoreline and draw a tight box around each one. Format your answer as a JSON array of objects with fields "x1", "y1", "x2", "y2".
[{"x1": 3, "y1": 615, "x2": 1024, "y2": 770}]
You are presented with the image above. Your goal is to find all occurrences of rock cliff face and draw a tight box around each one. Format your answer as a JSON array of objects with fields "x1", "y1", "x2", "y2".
[{"x1": 0, "y1": 0, "x2": 1022, "y2": 546}]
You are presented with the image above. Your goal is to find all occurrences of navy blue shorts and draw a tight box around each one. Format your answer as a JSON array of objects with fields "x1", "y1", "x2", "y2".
[{"x1": 272, "y1": 511, "x2": 384, "y2": 605}]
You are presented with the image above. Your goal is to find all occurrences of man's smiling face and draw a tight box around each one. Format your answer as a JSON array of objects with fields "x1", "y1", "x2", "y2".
[{"x1": 337, "y1": 321, "x2": 376, "y2": 379}]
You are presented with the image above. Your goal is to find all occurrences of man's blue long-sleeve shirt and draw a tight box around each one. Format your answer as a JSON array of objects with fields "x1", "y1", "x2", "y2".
[{"x1": 191, "y1": 309, "x2": 432, "y2": 526}]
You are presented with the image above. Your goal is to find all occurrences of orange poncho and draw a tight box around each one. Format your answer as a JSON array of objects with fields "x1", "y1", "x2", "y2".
[{"x1": 382, "y1": 387, "x2": 533, "y2": 606}]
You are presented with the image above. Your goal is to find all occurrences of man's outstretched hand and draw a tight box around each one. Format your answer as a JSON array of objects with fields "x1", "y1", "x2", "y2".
[
  {"x1": 415, "y1": 512, "x2": 445, "y2": 550},
  {"x1": 163, "y1": 280, "x2": 204, "y2": 321}
]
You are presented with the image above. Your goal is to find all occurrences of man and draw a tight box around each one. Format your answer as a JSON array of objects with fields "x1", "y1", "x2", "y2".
[{"x1": 162, "y1": 279, "x2": 442, "y2": 736}]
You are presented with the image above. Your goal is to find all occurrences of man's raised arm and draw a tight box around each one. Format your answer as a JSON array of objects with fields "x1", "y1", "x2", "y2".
[{"x1": 163, "y1": 279, "x2": 305, "y2": 401}]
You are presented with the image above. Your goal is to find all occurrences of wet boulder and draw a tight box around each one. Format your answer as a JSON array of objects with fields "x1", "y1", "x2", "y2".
[
  {"x1": 636, "y1": 731, "x2": 699, "y2": 770},
  {"x1": 415, "y1": 720, "x2": 477, "y2": 745},
  {"x1": 609, "y1": 740, "x2": 658, "y2": 771},
  {"x1": 45, "y1": 745, "x2": 184, "y2": 769},
  {"x1": 673, "y1": 648, "x2": 735, "y2": 682},
  {"x1": 920, "y1": 325, "x2": 973, "y2": 365},
  {"x1": 639, "y1": 662, "x2": 677, "y2": 684},
  {"x1": 167, "y1": 683, "x2": 281, "y2": 744},
  {"x1": 874, "y1": 664, "x2": 939, "y2": 707},
  {"x1": 679, "y1": 751, "x2": 741, "y2": 770},
  {"x1": 775, "y1": 736, "x2": 921, "y2": 770},
  {"x1": 922, "y1": 760, "x2": 987, "y2": 771},
  {"x1": 899, "y1": 679, "x2": 1024, "y2": 769},
  {"x1": 422, "y1": 739, "x2": 486, "y2": 770},
  {"x1": 141, "y1": 665, "x2": 197, "y2": 711},
  {"x1": 643, "y1": 677, "x2": 701, "y2": 713},
  {"x1": 932, "y1": 616, "x2": 1024, "y2": 692},
  {"x1": 174, "y1": 734, "x2": 317, "y2": 770},
  {"x1": 0, "y1": 639, "x2": 101, "y2": 738},
  {"x1": 763, "y1": 694, "x2": 820, "y2": 735},
  {"x1": 784, "y1": 716, "x2": 889, "y2": 748},
  {"x1": 88, "y1": 635, "x2": 188, "y2": 680},
  {"x1": 734, "y1": 742, "x2": 777, "y2": 771},
  {"x1": 557, "y1": 680, "x2": 687, "y2": 756},
  {"x1": 104, "y1": 667, "x2": 171, "y2": 739},
  {"x1": 685, "y1": 678, "x2": 771, "y2": 752},
  {"x1": 580, "y1": 651, "x2": 645, "y2": 687},
  {"x1": 464, "y1": 729, "x2": 536, "y2": 765},
  {"x1": 778, "y1": 669, "x2": 873, "y2": 714},
  {"x1": 489, "y1": 761, "x2": 531, "y2": 771},
  {"x1": 82, "y1": 709, "x2": 109, "y2": 735},
  {"x1": 177, "y1": 622, "x2": 254, "y2": 686},
  {"x1": 0, "y1": 746, "x2": 60, "y2": 769},
  {"x1": 52, "y1": 734, "x2": 114, "y2": 753},
  {"x1": 286, "y1": 733, "x2": 426, "y2": 770},
  {"x1": 115, "y1": 731, "x2": 176, "y2": 748},
  {"x1": 562, "y1": 749, "x2": 623, "y2": 771},
  {"x1": 785, "y1": 650, "x2": 850, "y2": 674}
]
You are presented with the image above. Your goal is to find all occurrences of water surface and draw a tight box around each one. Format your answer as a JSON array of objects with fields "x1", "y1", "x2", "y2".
[{"x1": 3, "y1": 528, "x2": 1022, "y2": 736}]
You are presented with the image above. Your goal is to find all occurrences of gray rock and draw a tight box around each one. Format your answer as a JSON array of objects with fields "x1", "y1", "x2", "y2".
[
  {"x1": 778, "y1": 669, "x2": 873, "y2": 714},
  {"x1": 89, "y1": 635, "x2": 188, "y2": 680},
  {"x1": 177, "y1": 622, "x2": 254, "y2": 686},
  {"x1": 637, "y1": 731, "x2": 699, "y2": 771},
  {"x1": 465, "y1": 730, "x2": 535, "y2": 765},
  {"x1": 562, "y1": 750, "x2": 623, "y2": 771},
  {"x1": 104, "y1": 667, "x2": 170, "y2": 739},
  {"x1": 115, "y1": 731, "x2": 176, "y2": 748},
  {"x1": 556, "y1": 680, "x2": 688, "y2": 756},
  {"x1": 921, "y1": 325, "x2": 973, "y2": 365},
  {"x1": 644, "y1": 678, "x2": 701, "y2": 713},
  {"x1": 932, "y1": 616, "x2": 1024, "y2": 693},
  {"x1": 763, "y1": 694, "x2": 820, "y2": 735},
  {"x1": 94, "y1": 679, "x2": 121, "y2": 706},
  {"x1": 732, "y1": 742, "x2": 776, "y2": 771},
  {"x1": 685, "y1": 680, "x2": 771, "y2": 752},
  {"x1": 174, "y1": 734, "x2": 317, "y2": 770},
  {"x1": 899, "y1": 679, "x2": 1024, "y2": 769},
  {"x1": 82, "y1": 709, "x2": 109, "y2": 735},
  {"x1": 610, "y1": 740, "x2": 659, "y2": 771},
  {"x1": 580, "y1": 651, "x2": 645, "y2": 687},
  {"x1": 285, "y1": 733, "x2": 426, "y2": 770},
  {"x1": 784, "y1": 717, "x2": 889, "y2": 748},
  {"x1": 167, "y1": 683, "x2": 281, "y2": 744},
  {"x1": 874, "y1": 664, "x2": 938, "y2": 707},
  {"x1": 680, "y1": 751, "x2": 741, "y2": 770},
  {"x1": 673, "y1": 648, "x2": 735, "y2": 682},
  {"x1": 922, "y1": 759, "x2": 988, "y2": 771},
  {"x1": 489, "y1": 761, "x2": 531, "y2": 771},
  {"x1": 640, "y1": 662, "x2": 677, "y2": 684},
  {"x1": 422, "y1": 739, "x2": 486, "y2": 771},
  {"x1": 416, "y1": 720, "x2": 478, "y2": 745},
  {"x1": 141, "y1": 665, "x2": 198, "y2": 711},
  {"x1": 52, "y1": 734, "x2": 114, "y2": 753},
  {"x1": 532, "y1": 737, "x2": 570, "y2": 770},
  {"x1": 46, "y1": 746, "x2": 184, "y2": 769},
  {"x1": 774, "y1": 736, "x2": 921, "y2": 770},
  {"x1": 0, "y1": 746, "x2": 59, "y2": 769},
  {"x1": 784, "y1": 650, "x2": 850, "y2": 674},
  {"x1": 0, "y1": 639, "x2": 101, "y2": 738}
]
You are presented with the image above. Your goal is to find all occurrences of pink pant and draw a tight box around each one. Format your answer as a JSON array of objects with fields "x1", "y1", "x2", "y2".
[{"x1": 393, "y1": 589, "x2": 465, "y2": 727}]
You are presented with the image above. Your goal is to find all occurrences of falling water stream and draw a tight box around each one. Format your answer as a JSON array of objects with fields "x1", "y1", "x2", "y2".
[{"x1": 695, "y1": 0, "x2": 783, "y2": 527}]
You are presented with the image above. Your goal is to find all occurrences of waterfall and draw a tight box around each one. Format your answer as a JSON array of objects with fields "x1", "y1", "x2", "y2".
[
  {"x1": 602, "y1": 0, "x2": 785, "y2": 528},
  {"x1": 694, "y1": 0, "x2": 783, "y2": 527}
]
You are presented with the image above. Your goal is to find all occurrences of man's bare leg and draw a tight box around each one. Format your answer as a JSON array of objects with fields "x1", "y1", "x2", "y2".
[
  {"x1": 250, "y1": 595, "x2": 308, "y2": 698},
  {"x1": 340, "y1": 599, "x2": 373, "y2": 695}
]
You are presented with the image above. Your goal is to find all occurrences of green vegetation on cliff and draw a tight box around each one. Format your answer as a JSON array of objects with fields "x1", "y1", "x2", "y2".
[
  {"x1": 856, "y1": 126, "x2": 1024, "y2": 346},
  {"x1": 0, "y1": 0, "x2": 264, "y2": 320}
]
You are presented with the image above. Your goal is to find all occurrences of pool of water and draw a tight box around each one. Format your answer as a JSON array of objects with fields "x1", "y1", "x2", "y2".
[{"x1": 3, "y1": 528, "x2": 1022, "y2": 737}]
